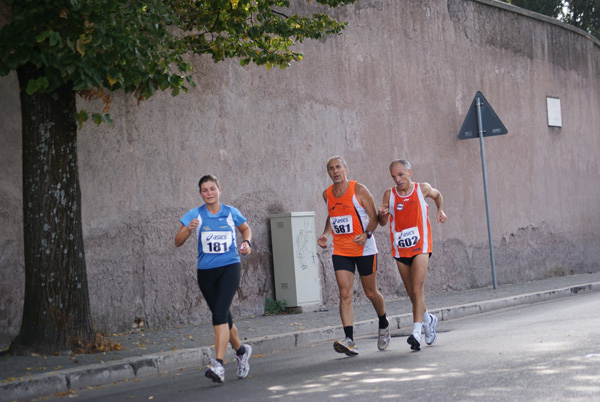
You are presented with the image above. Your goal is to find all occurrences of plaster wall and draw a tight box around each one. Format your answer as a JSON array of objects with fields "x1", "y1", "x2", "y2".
[{"x1": 1, "y1": 0, "x2": 599, "y2": 346}]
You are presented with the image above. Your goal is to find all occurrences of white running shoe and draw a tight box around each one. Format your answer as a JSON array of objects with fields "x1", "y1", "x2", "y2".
[
  {"x1": 333, "y1": 337, "x2": 359, "y2": 356},
  {"x1": 407, "y1": 331, "x2": 421, "y2": 351},
  {"x1": 205, "y1": 358, "x2": 225, "y2": 383},
  {"x1": 377, "y1": 320, "x2": 391, "y2": 351},
  {"x1": 424, "y1": 314, "x2": 438, "y2": 345},
  {"x1": 235, "y1": 344, "x2": 252, "y2": 379}
]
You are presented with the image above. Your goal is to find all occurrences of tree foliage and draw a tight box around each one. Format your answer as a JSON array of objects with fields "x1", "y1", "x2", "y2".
[
  {"x1": 562, "y1": 0, "x2": 600, "y2": 39},
  {"x1": 0, "y1": 0, "x2": 357, "y2": 126},
  {"x1": 504, "y1": 0, "x2": 563, "y2": 17},
  {"x1": 501, "y1": 0, "x2": 599, "y2": 39}
]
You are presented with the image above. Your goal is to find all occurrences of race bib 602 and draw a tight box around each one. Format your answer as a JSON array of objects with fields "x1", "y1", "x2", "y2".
[{"x1": 394, "y1": 226, "x2": 420, "y2": 248}]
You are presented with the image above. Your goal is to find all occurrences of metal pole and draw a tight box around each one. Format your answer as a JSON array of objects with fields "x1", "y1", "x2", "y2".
[{"x1": 476, "y1": 97, "x2": 498, "y2": 289}]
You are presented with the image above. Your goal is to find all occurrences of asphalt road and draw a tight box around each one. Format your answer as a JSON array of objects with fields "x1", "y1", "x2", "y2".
[{"x1": 36, "y1": 292, "x2": 600, "y2": 402}]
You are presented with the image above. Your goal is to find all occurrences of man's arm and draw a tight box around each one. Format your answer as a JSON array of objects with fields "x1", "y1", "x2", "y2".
[
  {"x1": 317, "y1": 190, "x2": 332, "y2": 249},
  {"x1": 355, "y1": 183, "x2": 379, "y2": 237},
  {"x1": 421, "y1": 182, "x2": 447, "y2": 223},
  {"x1": 377, "y1": 189, "x2": 391, "y2": 226}
]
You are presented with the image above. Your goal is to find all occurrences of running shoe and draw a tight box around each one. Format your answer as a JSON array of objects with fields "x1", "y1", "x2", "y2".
[
  {"x1": 423, "y1": 314, "x2": 438, "y2": 345},
  {"x1": 333, "y1": 337, "x2": 359, "y2": 356},
  {"x1": 377, "y1": 320, "x2": 391, "y2": 351},
  {"x1": 407, "y1": 331, "x2": 421, "y2": 351},
  {"x1": 205, "y1": 358, "x2": 225, "y2": 383},
  {"x1": 235, "y1": 344, "x2": 252, "y2": 379}
]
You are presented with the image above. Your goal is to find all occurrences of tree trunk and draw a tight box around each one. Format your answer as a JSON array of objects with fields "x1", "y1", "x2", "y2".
[{"x1": 10, "y1": 63, "x2": 94, "y2": 354}]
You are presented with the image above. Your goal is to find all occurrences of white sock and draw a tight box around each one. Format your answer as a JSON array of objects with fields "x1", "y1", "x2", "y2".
[
  {"x1": 413, "y1": 322, "x2": 423, "y2": 335},
  {"x1": 423, "y1": 311, "x2": 432, "y2": 325}
]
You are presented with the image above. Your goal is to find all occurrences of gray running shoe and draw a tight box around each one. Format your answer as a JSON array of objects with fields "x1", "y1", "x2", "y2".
[
  {"x1": 333, "y1": 337, "x2": 359, "y2": 356},
  {"x1": 377, "y1": 320, "x2": 391, "y2": 351},
  {"x1": 424, "y1": 314, "x2": 438, "y2": 345},
  {"x1": 235, "y1": 344, "x2": 252, "y2": 379},
  {"x1": 407, "y1": 331, "x2": 421, "y2": 351},
  {"x1": 205, "y1": 358, "x2": 225, "y2": 383}
]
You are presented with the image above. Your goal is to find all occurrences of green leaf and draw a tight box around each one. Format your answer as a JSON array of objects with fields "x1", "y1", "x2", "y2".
[
  {"x1": 36, "y1": 31, "x2": 51, "y2": 43},
  {"x1": 92, "y1": 113, "x2": 103, "y2": 125},
  {"x1": 74, "y1": 110, "x2": 89, "y2": 129},
  {"x1": 49, "y1": 32, "x2": 61, "y2": 47},
  {"x1": 25, "y1": 80, "x2": 38, "y2": 95},
  {"x1": 101, "y1": 113, "x2": 113, "y2": 126},
  {"x1": 157, "y1": 74, "x2": 169, "y2": 91},
  {"x1": 168, "y1": 75, "x2": 184, "y2": 87},
  {"x1": 25, "y1": 77, "x2": 49, "y2": 95}
]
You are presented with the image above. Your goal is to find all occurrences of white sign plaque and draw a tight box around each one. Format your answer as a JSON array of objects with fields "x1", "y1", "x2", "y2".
[{"x1": 547, "y1": 97, "x2": 562, "y2": 127}]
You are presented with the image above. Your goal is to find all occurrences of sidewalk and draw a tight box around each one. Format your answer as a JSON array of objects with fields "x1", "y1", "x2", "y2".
[{"x1": 2, "y1": 271, "x2": 600, "y2": 401}]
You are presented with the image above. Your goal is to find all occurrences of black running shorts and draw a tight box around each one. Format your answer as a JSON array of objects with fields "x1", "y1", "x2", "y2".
[{"x1": 332, "y1": 254, "x2": 377, "y2": 276}]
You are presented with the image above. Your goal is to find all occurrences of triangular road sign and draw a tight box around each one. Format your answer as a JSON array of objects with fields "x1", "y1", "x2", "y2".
[{"x1": 458, "y1": 91, "x2": 508, "y2": 140}]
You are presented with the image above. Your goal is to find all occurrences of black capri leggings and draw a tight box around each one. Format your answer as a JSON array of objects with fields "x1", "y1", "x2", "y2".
[{"x1": 197, "y1": 262, "x2": 241, "y2": 328}]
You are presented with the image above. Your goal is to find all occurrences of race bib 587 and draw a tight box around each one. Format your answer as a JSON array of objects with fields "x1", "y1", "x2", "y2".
[{"x1": 201, "y1": 231, "x2": 232, "y2": 254}]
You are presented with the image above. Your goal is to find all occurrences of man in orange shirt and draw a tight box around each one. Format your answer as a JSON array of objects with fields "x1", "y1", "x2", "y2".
[
  {"x1": 318, "y1": 156, "x2": 390, "y2": 356},
  {"x1": 378, "y1": 159, "x2": 447, "y2": 351}
]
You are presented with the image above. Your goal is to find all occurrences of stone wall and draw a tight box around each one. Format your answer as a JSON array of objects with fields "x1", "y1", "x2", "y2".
[{"x1": 1, "y1": 0, "x2": 599, "y2": 346}]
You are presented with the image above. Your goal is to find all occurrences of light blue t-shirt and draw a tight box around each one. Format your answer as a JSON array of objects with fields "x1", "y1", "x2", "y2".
[{"x1": 180, "y1": 204, "x2": 247, "y2": 269}]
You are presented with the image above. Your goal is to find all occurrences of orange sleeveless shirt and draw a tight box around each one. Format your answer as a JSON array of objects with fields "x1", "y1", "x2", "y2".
[
  {"x1": 326, "y1": 180, "x2": 377, "y2": 257},
  {"x1": 387, "y1": 183, "x2": 432, "y2": 258}
]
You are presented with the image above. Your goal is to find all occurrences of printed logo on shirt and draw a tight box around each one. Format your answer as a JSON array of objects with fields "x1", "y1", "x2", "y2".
[
  {"x1": 206, "y1": 232, "x2": 229, "y2": 241},
  {"x1": 396, "y1": 203, "x2": 404, "y2": 211},
  {"x1": 331, "y1": 202, "x2": 343, "y2": 210},
  {"x1": 332, "y1": 216, "x2": 350, "y2": 225}
]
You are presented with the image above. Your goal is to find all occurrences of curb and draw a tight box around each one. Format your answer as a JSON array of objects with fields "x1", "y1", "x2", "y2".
[
  {"x1": 1, "y1": 348, "x2": 212, "y2": 402},
  {"x1": 2, "y1": 281, "x2": 599, "y2": 401}
]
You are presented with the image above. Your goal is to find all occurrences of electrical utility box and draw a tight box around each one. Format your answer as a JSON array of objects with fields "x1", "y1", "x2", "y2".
[{"x1": 269, "y1": 212, "x2": 321, "y2": 310}]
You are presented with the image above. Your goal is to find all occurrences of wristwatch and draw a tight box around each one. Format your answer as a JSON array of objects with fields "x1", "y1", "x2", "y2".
[
  {"x1": 243, "y1": 239, "x2": 252, "y2": 248},
  {"x1": 365, "y1": 231, "x2": 372, "y2": 239}
]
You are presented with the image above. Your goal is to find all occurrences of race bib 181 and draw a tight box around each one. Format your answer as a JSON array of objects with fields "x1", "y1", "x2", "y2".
[
  {"x1": 394, "y1": 226, "x2": 420, "y2": 248},
  {"x1": 201, "y1": 231, "x2": 232, "y2": 254},
  {"x1": 330, "y1": 215, "x2": 354, "y2": 235}
]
